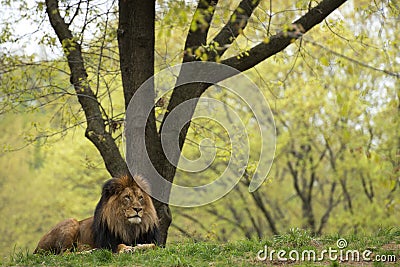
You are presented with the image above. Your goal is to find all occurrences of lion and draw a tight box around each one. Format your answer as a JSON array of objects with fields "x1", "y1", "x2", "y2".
[{"x1": 34, "y1": 175, "x2": 160, "y2": 254}]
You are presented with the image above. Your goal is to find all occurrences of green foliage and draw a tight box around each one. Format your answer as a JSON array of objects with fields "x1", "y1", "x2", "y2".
[{"x1": 0, "y1": 112, "x2": 108, "y2": 257}]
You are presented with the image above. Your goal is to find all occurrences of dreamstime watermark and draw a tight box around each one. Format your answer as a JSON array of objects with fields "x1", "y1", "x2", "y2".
[
  {"x1": 257, "y1": 238, "x2": 397, "y2": 263},
  {"x1": 125, "y1": 62, "x2": 276, "y2": 207}
]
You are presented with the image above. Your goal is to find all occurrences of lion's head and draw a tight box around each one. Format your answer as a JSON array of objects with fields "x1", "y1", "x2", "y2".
[{"x1": 92, "y1": 175, "x2": 159, "y2": 251}]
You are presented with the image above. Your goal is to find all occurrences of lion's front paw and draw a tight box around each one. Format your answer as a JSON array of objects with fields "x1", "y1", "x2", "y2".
[{"x1": 117, "y1": 243, "x2": 156, "y2": 253}]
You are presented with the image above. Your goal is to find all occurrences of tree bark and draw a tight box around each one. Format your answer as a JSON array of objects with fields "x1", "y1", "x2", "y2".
[
  {"x1": 117, "y1": 0, "x2": 171, "y2": 246},
  {"x1": 183, "y1": 0, "x2": 218, "y2": 63}
]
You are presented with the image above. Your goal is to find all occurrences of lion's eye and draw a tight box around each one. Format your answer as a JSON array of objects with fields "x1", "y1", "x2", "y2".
[
  {"x1": 124, "y1": 196, "x2": 131, "y2": 202},
  {"x1": 138, "y1": 196, "x2": 144, "y2": 203}
]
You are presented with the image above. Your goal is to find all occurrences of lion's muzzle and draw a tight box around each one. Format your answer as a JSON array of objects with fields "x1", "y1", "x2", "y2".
[
  {"x1": 128, "y1": 216, "x2": 142, "y2": 224},
  {"x1": 126, "y1": 207, "x2": 143, "y2": 224}
]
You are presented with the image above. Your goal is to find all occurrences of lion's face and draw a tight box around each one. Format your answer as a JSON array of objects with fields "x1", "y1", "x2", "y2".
[
  {"x1": 97, "y1": 175, "x2": 159, "y2": 242},
  {"x1": 120, "y1": 187, "x2": 147, "y2": 224}
]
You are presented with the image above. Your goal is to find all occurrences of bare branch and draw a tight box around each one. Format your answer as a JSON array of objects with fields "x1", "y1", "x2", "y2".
[
  {"x1": 210, "y1": 0, "x2": 260, "y2": 59},
  {"x1": 242, "y1": 172, "x2": 279, "y2": 235},
  {"x1": 317, "y1": 181, "x2": 339, "y2": 235},
  {"x1": 303, "y1": 38, "x2": 400, "y2": 78},
  {"x1": 170, "y1": 224, "x2": 193, "y2": 239},
  {"x1": 45, "y1": 0, "x2": 127, "y2": 177},
  {"x1": 221, "y1": 0, "x2": 348, "y2": 72}
]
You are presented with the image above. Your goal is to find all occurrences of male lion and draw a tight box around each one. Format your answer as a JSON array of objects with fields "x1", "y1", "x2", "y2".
[{"x1": 34, "y1": 175, "x2": 160, "y2": 254}]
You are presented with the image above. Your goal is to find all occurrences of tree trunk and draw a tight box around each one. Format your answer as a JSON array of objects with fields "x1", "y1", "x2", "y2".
[{"x1": 117, "y1": 0, "x2": 171, "y2": 246}]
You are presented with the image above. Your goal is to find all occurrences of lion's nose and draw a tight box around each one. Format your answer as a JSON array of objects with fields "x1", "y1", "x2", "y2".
[{"x1": 133, "y1": 207, "x2": 142, "y2": 213}]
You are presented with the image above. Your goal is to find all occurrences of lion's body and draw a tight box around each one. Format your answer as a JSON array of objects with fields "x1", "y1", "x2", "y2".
[{"x1": 34, "y1": 175, "x2": 160, "y2": 254}]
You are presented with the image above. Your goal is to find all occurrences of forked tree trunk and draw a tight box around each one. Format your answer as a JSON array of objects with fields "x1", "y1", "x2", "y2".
[{"x1": 46, "y1": 0, "x2": 349, "y2": 246}]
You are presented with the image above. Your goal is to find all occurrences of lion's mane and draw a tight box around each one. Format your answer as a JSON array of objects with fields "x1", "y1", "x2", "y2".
[{"x1": 92, "y1": 175, "x2": 160, "y2": 252}]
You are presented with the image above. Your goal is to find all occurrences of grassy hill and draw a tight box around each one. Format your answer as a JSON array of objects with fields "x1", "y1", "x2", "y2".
[{"x1": 3, "y1": 228, "x2": 399, "y2": 266}]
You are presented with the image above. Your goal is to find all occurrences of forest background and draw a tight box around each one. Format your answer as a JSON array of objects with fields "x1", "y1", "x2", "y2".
[{"x1": 0, "y1": 0, "x2": 399, "y2": 258}]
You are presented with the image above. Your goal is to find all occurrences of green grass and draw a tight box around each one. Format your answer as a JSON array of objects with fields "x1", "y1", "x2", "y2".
[{"x1": 3, "y1": 228, "x2": 399, "y2": 266}]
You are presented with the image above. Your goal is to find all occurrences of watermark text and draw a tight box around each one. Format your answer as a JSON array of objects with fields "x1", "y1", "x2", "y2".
[{"x1": 257, "y1": 238, "x2": 397, "y2": 263}]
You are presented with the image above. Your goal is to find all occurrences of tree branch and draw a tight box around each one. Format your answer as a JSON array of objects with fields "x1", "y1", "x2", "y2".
[
  {"x1": 236, "y1": 183, "x2": 263, "y2": 239},
  {"x1": 242, "y1": 172, "x2": 279, "y2": 235},
  {"x1": 304, "y1": 38, "x2": 400, "y2": 78},
  {"x1": 210, "y1": 0, "x2": 260, "y2": 59},
  {"x1": 317, "y1": 181, "x2": 339, "y2": 235},
  {"x1": 160, "y1": 1, "x2": 349, "y2": 184},
  {"x1": 221, "y1": 0, "x2": 348, "y2": 71},
  {"x1": 205, "y1": 207, "x2": 251, "y2": 240},
  {"x1": 360, "y1": 173, "x2": 374, "y2": 203},
  {"x1": 170, "y1": 223, "x2": 193, "y2": 239},
  {"x1": 183, "y1": 0, "x2": 218, "y2": 62},
  {"x1": 45, "y1": 0, "x2": 127, "y2": 177}
]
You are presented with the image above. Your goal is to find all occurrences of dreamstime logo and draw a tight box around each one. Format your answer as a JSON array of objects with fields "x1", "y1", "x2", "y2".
[
  {"x1": 257, "y1": 238, "x2": 397, "y2": 263},
  {"x1": 336, "y1": 238, "x2": 347, "y2": 249},
  {"x1": 125, "y1": 62, "x2": 276, "y2": 207}
]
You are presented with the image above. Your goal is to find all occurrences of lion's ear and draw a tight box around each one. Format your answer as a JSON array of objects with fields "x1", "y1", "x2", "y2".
[{"x1": 102, "y1": 178, "x2": 121, "y2": 199}]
